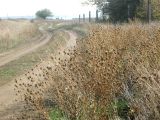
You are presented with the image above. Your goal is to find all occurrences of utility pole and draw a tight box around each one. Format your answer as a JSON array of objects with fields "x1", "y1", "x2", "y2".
[
  {"x1": 128, "y1": 3, "x2": 130, "y2": 20},
  {"x1": 6, "y1": 13, "x2": 8, "y2": 20},
  {"x1": 83, "y1": 14, "x2": 85, "y2": 22},
  {"x1": 89, "y1": 11, "x2": 91, "y2": 22},
  {"x1": 147, "y1": 0, "x2": 152, "y2": 23},
  {"x1": 96, "y1": 10, "x2": 99, "y2": 22},
  {"x1": 79, "y1": 14, "x2": 81, "y2": 23},
  {"x1": 127, "y1": 0, "x2": 132, "y2": 21},
  {"x1": 102, "y1": 7, "x2": 105, "y2": 21}
]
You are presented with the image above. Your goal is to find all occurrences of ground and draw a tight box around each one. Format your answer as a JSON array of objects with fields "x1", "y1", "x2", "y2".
[{"x1": 0, "y1": 21, "x2": 78, "y2": 119}]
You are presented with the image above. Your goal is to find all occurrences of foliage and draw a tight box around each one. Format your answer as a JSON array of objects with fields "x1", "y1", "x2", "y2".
[
  {"x1": 116, "y1": 98, "x2": 130, "y2": 120},
  {"x1": 87, "y1": 0, "x2": 141, "y2": 22},
  {"x1": 106, "y1": 0, "x2": 141, "y2": 22},
  {"x1": 135, "y1": 0, "x2": 147, "y2": 20},
  {"x1": 50, "y1": 107, "x2": 69, "y2": 120},
  {"x1": 87, "y1": 0, "x2": 160, "y2": 22},
  {"x1": 136, "y1": 0, "x2": 160, "y2": 21},
  {"x1": 107, "y1": 0, "x2": 128, "y2": 22},
  {"x1": 85, "y1": 0, "x2": 107, "y2": 9},
  {"x1": 36, "y1": 9, "x2": 52, "y2": 19}
]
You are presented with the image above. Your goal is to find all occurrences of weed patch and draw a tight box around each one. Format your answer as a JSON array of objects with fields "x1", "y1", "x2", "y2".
[{"x1": 15, "y1": 23, "x2": 160, "y2": 120}]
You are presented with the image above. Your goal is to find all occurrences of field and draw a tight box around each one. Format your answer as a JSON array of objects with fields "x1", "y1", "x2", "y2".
[
  {"x1": 0, "y1": 20, "x2": 40, "y2": 53},
  {"x1": 0, "y1": 20, "x2": 160, "y2": 120},
  {"x1": 0, "y1": 20, "x2": 87, "y2": 119},
  {"x1": 0, "y1": 21, "x2": 85, "y2": 86}
]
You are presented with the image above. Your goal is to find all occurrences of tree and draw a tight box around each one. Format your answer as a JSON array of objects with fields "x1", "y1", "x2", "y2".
[
  {"x1": 84, "y1": 0, "x2": 109, "y2": 21},
  {"x1": 107, "y1": 0, "x2": 128, "y2": 22},
  {"x1": 106, "y1": 0, "x2": 140, "y2": 22},
  {"x1": 87, "y1": 0, "x2": 160, "y2": 22},
  {"x1": 86, "y1": 0, "x2": 140, "y2": 22},
  {"x1": 36, "y1": 9, "x2": 52, "y2": 19},
  {"x1": 152, "y1": 0, "x2": 160, "y2": 20},
  {"x1": 136, "y1": 0, "x2": 160, "y2": 21},
  {"x1": 84, "y1": 0, "x2": 107, "y2": 9},
  {"x1": 135, "y1": 0, "x2": 147, "y2": 20}
]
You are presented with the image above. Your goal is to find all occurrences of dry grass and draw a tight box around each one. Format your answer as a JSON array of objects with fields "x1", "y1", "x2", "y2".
[
  {"x1": 0, "y1": 30, "x2": 68, "y2": 87},
  {"x1": 0, "y1": 20, "x2": 40, "y2": 53},
  {"x1": 15, "y1": 22, "x2": 160, "y2": 120}
]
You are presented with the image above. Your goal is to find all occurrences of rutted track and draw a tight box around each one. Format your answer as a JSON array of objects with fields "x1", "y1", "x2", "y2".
[
  {"x1": 0, "y1": 30, "x2": 78, "y2": 120},
  {"x1": 0, "y1": 29, "x2": 52, "y2": 67}
]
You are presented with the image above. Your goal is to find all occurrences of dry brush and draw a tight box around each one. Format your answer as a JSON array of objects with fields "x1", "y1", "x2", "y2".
[{"x1": 15, "y1": 23, "x2": 160, "y2": 120}]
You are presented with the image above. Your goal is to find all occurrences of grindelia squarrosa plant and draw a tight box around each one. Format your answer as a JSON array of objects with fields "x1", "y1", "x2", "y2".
[{"x1": 15, "y1": 22, "x2": 160, "y2": 120}]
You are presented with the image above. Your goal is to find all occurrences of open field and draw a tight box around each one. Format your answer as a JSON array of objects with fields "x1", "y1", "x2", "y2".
[{"x1": 0, "y1": 20, "x2": 41, "y2": 53}]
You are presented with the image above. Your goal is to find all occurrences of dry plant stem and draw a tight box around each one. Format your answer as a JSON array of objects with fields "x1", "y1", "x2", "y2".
[{"x1": 16, "y1": 23, "x2": 160, "y2": 120}]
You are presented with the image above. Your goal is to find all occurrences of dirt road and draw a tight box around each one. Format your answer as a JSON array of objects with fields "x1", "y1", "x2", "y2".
[
  {"x1": 0, "y1": 30, "x2": 77, "y2": 120},
  {"x1": 0, "y1": 30, "x2": 52, "y2": 67}
]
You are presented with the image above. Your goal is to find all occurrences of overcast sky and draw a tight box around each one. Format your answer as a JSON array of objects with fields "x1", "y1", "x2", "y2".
[{"x1": 0, "y1": 0, "x2": 96, "y2": 19}]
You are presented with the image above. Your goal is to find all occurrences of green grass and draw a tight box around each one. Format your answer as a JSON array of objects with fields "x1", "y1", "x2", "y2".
[
  {"x1": 0, "y1": 59, "x2": 37, "y2": 85},
  {"x1": 0, "y1": 67, "x2": 16, "y2": 79},
  {"x1": 49, "y1": 107, "x2": 69, "y2": 120}
]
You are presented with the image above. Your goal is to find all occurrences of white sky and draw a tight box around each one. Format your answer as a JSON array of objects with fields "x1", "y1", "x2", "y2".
[{"x1": 0, "y1": 0, "x2": 96, "y2": 19}]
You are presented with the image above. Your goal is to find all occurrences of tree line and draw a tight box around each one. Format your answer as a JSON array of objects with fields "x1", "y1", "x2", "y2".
[{"x1": 87, "y1": 0, "x2": 160, "y2": 22}]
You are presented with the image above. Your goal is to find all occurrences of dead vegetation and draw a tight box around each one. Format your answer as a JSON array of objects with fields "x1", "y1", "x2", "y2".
[
  {"x1": 15, "y1": 22, "x2": 160, "y2": 120},
  {"x1": 0, "y1": 20, "x2": 40, "y2": 53}
]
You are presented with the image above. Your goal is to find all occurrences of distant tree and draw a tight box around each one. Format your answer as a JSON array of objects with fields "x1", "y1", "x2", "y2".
[
  {"x1": 84, "y1": 0, "x2": 109, "y2": 21},
  {"x1": 135, "y1": 0, "x2": 147, "y2": 20},
  {"x1": 136, "y1": 0, "x2": 160, "y2": 21},
  {"x1": 86, "y1": 0, "x2": 140, "y2": 22},
  {"x1": 36, "y1": 9, "x2": 52, "y2": 19},
  {"x1": 85, "y1": 0, "x2": 107, "y2": 9},
  {"x1": 107, "y1": 0, "x2": 128, "y2": 22},
  {"x1": 87, "y1": 0, "x2": 160, "y2": 22},
  {"x1": 106, "y1": 0, "x2": 141, "y2": 22},
  {"x1": 152, "y1": 0, "x2": 160, "y2": 20}
]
